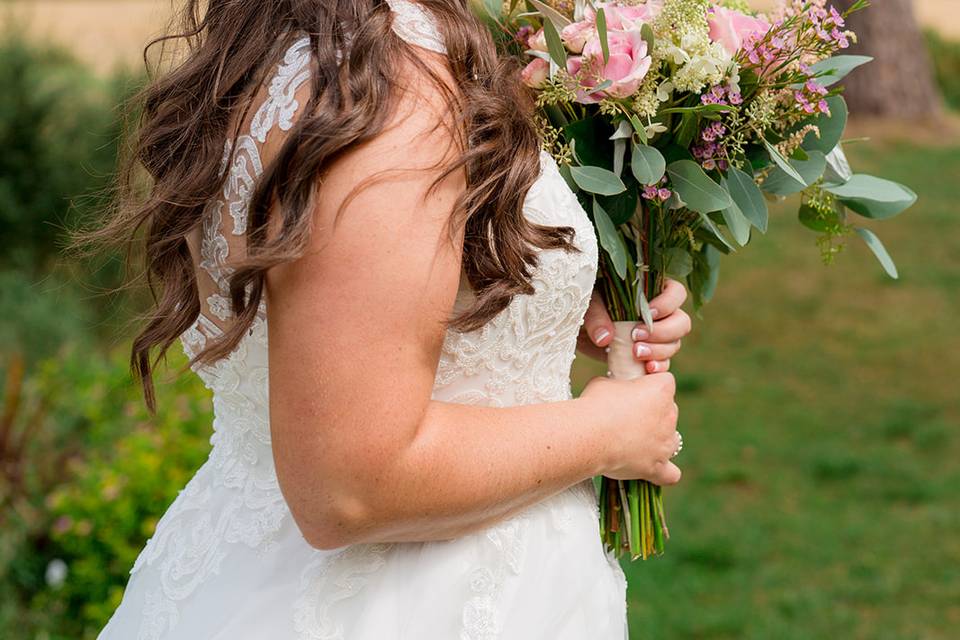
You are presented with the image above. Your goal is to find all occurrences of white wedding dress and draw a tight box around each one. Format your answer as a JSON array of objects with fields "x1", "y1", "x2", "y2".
[{"x1": 99, "y1": 2, "x2": 628, "y2": 639}]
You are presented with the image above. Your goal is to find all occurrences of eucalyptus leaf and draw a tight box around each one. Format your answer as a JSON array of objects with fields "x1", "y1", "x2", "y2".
[
  {"x1": 697, "y1": 211, "x2": 737, "y2": 251},
  {"x1": 630, "y1": 143, "x2": 666, "y2": 186},
  {"x1": 664, "y1": 247, "x2": 694, "y2": 279},
  {"x1": 823, "y1": 145, "x2": 853, "y2": 185},
  {"x1": 808, "y1": 55, "x2": 873, "y2": 87},
  {"x1": 825, "y1": 174, "x2": 918, "y2": 219},
  {"x1": 613, "y1": 138, "x2": 626, "y2": 177},
  {"x1": 637, "y1": 286, "x2": 654, "y2": 332},
  {"x1": 481, "y1": 0, "x2": 502, "y2": 21},
  {"x1": 725, "y1": 166, "x2": 768, "y2": 232},
  {"x1": 641, "y1": 23, "x2": 655, "y2": 55},
  {"x1": 666, "y1": 160, "x2": 732, "y2": 213},
  {"x1": 854, "y1": 227, "x2": 899, "y2": 279},
  {"x1": 763, "y1": 140, "x2": 806, "y2": 185},
  {"x1": 530, "y1": 0, "x2": 572, "y2": 29},
  {"x1": 802, "y1": 96, "x2": 847, "y2": 154},
  {"x1": 557, "y1": 162, "x2": 578, "y2": 192},
  {"x1": 593, "y1": 199, "x2": 628, "y2": 279},
  {"x1": 761, "y1": 150, "x2": 827, "y2": 196},
  {"x1": 676, "y1": 112, "x2": 699, "y2": 148},
  {"x1": 690, "y1": 244, "x2": 721, "y2": 308},
  {"x1": 798, "y1": 203, "x2": 835, "y2": 232},
  {"x1": 596, "y1": 8, "x2": 610, "y2": 64},
  {"x1": 719, "y1": 200, "x2": 752, "y2": 246},
  {"x1": 542, "y1": 19, "x2": 567, "y2": 68},
  {"x1": 571, "y1": 165, "x2": 627, "y2": 195},
  {"x1": 627, "y1": 113, "x2": 648, "y2": 144},
  {"x1": 609, "y1": 120, "x2": 633, "y2": 140}
]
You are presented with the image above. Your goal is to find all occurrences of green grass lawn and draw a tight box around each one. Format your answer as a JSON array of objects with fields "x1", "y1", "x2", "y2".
[{"x1": 572, "y1": 139, "x2": 960, "y2": 639}]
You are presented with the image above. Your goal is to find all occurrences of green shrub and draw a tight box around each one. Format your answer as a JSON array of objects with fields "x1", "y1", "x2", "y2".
[
  {"x1": 925, "y1": 29, "x2": 960, "y2": 111},
  {"x1": 0, "y1": 345, "x2": 212, "y2": 639},
  {"x1": 0, "y1": 29, "x2": 134, "y2": 272}
]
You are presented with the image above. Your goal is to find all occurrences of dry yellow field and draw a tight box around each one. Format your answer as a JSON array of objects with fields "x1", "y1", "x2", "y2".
[{"x1": 2, "y1": 0, "x2": 958, "y2": 74}]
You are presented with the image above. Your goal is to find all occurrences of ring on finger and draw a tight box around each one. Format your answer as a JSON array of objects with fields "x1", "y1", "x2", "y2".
[{"x1": 671, "y1": 431, "x2": 683, "y2": 459}]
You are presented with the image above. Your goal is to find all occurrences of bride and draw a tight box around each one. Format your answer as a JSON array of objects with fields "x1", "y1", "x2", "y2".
[{"x1": 96, "y1": 0, "x2": 691, "y2": 638}]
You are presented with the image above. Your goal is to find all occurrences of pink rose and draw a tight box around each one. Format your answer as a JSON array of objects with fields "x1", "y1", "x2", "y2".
[
  {"x1": 521, "y1": 57, "x2": 550, "y2": 88},
  {"x1": 566, "y1": 29, "x2": 652, "y2": 103},
  {"x1": 587, "y1": 0, "x2": 663, "y2": 30},
  {"x1": 708, "y1": 7, "x2": 771, "y2": 56},
  {"x1": 528, "y1": 28, "x2": 548, "y2": 52},
  {"x1": 561, "y1": 20, "x2": 595, "y2": 53}
]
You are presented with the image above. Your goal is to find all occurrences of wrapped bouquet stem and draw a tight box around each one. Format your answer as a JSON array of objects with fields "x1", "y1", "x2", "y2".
[
  {"x1": 596, "y1": 199, "x2": 672, "y2": 560},
  {"x1": 483, "y1": 0, "x2": 916, "y2": 559},
  {"x1": 602, "y1": 321, "x2": 671, "y2": 559}
]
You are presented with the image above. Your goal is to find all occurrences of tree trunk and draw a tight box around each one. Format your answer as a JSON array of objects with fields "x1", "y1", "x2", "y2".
[{"x1": 835, "y1": 0, "x2": 941, "y2": 119}]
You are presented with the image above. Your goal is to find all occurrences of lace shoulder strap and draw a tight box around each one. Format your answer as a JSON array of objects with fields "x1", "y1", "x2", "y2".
[
  {"x1": 386, "y1": 0, "x2": 447, "y2": 54},
  {"x1": 184, "y1": 36, "x2": 314, "y2": 359}
]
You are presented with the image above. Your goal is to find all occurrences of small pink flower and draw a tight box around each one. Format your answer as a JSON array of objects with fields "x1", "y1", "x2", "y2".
[
  {"x1": 521, "y1": 57, "x2": 550, "y2": 88},
  {"x1": 515, "y1": 25, "x2": 534, "y2": 49},
  {"x1": 708, "y1": 6, "x2": 771, "y2": 56},
  {"x1": 567, "y1": 29, "x2": 652, "y2": 103}
]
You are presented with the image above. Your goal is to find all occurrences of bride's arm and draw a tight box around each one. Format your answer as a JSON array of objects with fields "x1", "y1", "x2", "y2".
[{"x1": 266, "y1": 58, "x2": 679, "y2": 550}]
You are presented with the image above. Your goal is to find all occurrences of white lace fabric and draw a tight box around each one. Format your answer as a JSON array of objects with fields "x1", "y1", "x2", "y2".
[{"x1": 99, "y1": 5, "x2": 628, "y2": 639}]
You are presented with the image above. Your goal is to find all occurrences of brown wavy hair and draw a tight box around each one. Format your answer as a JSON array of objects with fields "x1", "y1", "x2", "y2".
[{"x1": 87, "y1": 0, "x2": 576, "y2": 409}]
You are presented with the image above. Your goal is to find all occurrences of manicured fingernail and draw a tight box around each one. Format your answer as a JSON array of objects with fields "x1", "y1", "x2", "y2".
[
  {"x1": 650, "y1": 308, "x2": 660, "y2": 319},
  {"x1": 594, "y1": 328, "x2": 611, "y2": 344},
  {"x1": 632, "y1": 326, "x2": 649, "y2": 341},
  {"x1": 634, "y1": 343, "x2": 651, "y2": 357},
  {"x1": 647, "y1": 361, "x2": 659, "y2": 372}
]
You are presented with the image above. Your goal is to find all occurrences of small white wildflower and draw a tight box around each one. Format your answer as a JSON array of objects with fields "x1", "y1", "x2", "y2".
[
  {"x1": 656, "y1": 80, "x2": 675, "y2": 102},
  {"x1": 45, "y1": 559, "x2": 68, "y2": 589},
  {"x1": 645, "y1": 121, "x2": 669, "y2": 139}
]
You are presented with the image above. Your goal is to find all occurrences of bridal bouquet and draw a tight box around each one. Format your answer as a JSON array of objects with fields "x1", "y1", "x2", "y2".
[{"x1": 481, "y1": 0, "x2": 917, "y2": 560}]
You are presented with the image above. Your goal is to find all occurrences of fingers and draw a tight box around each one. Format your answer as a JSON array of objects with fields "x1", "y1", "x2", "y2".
[
  {"x1": 647, "y1": 370, "x2": 676, "y2": 394},
  {"x1": 582, "y1": 289, "x2": 614, "y2": 347},
  {"x1": 653, "y1": 461, "x2": 682, "y2": 486},
  {"x1": 632, "y1": 340, "x2": 680, "y2": 362},
  {"x1": 645, "y1": 359, "x2": 670, "y2": 374},
  {"x1": 648, "y1": 278, "x2": 688, "y2": 319},
  {"x1": 631, "y1": 309, "x2": 691, "y2": 344}
]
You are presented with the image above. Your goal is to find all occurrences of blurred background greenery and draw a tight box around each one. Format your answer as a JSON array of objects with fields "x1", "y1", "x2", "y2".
[{"x1": 0, "y1": 1, "x2": 957, "y2": 639}]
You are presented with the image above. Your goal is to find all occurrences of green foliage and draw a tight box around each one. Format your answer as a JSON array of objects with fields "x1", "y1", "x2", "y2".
[
  {"x1": 925, "y1": 29, "x2": 960, "y2": 111},
  {"x1": 804, "y1": 55, "x2": 873, "y2": 87},
  {"x1": 666, "y1": 160, "x2": 732, "y2": 213},
  {"x1": 570, "y1": 164, "x2": 627, "y2": 195},
  {"x1": 0, "y1": 346, "x2": 211, "y2": 639},
  {"x1": 0, "y1": 28, "x2": 132, "y2": 272},
  {"x1": 0, "y1": 269, "x2": 95, "y2": 365},
  {"x1": 630, "y1": 143, "x2": 666, "y2": 186},
  {"x1": 0, "y1": 30, "x2": 143, "y2": 367}
]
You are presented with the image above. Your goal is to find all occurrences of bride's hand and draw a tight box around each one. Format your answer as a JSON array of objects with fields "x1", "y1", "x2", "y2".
[{"x1": 577, "y1": 278, "x2": 692, "y2": 373}]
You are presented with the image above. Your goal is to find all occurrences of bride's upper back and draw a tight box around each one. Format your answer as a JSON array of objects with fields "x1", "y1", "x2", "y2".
[
  {"x1": 182, "y1": 0, "x2": 445, "y2": 362},
  {"x1": 179, "y1": 1, "x2": 597, "y2": 418}
]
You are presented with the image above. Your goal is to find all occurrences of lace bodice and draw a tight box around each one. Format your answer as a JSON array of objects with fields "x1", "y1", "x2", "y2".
[{"x1": 123, "y1": 4, "x2": 606, "y2": 638}]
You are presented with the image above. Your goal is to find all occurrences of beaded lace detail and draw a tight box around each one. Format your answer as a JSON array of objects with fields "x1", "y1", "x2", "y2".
[
  {"x1": 385, "y1": 0, "x2": 447, "y2": 54},
  {"x1": 121, "y1": 6, "x2": 615, "y2": 639}
]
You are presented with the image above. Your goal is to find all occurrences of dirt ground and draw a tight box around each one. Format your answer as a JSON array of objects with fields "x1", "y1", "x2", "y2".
[{"x1": 2, "y1": 0, "x2": 958, "y2": 74}]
